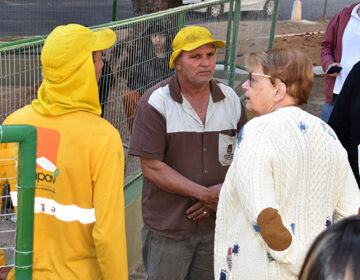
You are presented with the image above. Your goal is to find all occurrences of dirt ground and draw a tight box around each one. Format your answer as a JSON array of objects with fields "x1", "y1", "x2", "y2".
[
  {"x1": 275, "y1": 20, "x2": 327, "y2": 67},
  {"x1": 274, "y1": 20, "x2": 327, "y2": 118}
]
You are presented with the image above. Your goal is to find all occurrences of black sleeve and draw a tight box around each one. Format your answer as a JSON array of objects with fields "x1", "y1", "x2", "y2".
[
  {"x1": 328, "y1": 61, "x2": 360, "y2": 151},
  {"x1": 127, "y1": 52, "x2": 148, "y2": 94},
  {"x1": 237, "y1": 101, "x2": 248, "y2": 133}
]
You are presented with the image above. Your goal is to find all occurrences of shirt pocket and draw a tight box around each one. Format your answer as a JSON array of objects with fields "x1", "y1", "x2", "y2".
[{"x1": 218, "y1": 133, "x2": 237, "y2": 166}]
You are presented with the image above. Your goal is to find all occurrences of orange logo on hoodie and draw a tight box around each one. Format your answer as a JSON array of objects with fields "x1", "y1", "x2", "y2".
[{"x1": 35, "y1": 127, "x2": 60, "y2": 180}]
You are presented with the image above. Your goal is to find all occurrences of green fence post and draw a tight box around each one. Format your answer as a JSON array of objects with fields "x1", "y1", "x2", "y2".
[
  {"x1": 0, "y1": 125, "x2": 37, "y2": 280},
  {"x1": 112, "y1": 0, "x2": 117, "y2": 21},
  {"x1": 224, "y1": 0, "x2": 234, "y2": 70},
  {"x1": 177, "y1": 11, "x2": 186, "y2": 31},
  {"x1": 228, "y1": 0, "x2": 241, "y2": 88},
  {"x1": 268, "y1": 0, "x2": 280, "y2": 49}
]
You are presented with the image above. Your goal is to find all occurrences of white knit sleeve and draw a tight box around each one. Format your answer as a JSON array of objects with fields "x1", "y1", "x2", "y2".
[
  {"x1": 234, "y1": 120, "x2": 303, "y2": 276},
  {"x1": 234, "y1": 124, "x2": 277, "y2": 219}
]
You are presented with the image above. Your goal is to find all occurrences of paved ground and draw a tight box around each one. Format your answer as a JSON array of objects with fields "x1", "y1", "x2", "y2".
[
  {"x1": 278, "y1": 0, "x2": 356, "y2": 21},
  {"x1": 0, "y1": 0, "x2": 133, "y2": 37},
  {"x1": 1, "y1": 0, "x2": 353, "y2": 38}
]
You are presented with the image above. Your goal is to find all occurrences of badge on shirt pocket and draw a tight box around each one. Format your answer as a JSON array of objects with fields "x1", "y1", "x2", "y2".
[{"x1": 218, "y1": 133, "x2": 237, "y2": 166}]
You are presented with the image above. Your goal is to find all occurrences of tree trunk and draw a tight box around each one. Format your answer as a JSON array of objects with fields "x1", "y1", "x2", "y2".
[
  {"x1": 132, "y1": 0, "x2": 183, "y2": 16},
  {"x1": 168, "y1": 0, "x2": 183, "y2": 9}
]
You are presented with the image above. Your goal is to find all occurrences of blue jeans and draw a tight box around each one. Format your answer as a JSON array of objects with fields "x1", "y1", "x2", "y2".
[{"x1": 321, "y1": 94, "x2": 338, "y2": 123}]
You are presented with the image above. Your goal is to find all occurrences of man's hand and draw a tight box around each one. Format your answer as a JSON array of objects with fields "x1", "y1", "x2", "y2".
[
  {"x1": 141, "y1": 157, "x2": 223, "y2": 211},
  {"x1": 186, "y1": 201, "x2": 212, "y2": 221},
  {"x1": 199, "y1": 183, "x2": 222, "y2": 211}
]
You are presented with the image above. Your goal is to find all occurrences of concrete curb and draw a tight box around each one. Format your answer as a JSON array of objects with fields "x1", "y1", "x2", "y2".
[
  {"x1": 313, "y1": 66, "x2": 324, "y2": 76},
  {"x1": 275, "y1": 31, "x2": 324, "y2": 38}
]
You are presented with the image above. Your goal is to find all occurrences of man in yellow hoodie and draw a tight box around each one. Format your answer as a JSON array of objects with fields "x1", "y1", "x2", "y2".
[{"x1": 0, "y1": 24, "x2": 128, "y2": 279}]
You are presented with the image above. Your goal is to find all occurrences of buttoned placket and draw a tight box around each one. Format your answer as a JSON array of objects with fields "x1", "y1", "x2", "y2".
[
  {"x1": 181, "y1": 93, "x2": 217, "y2": 178},
  {"x1": 181, "y1": 94, "x2": 205, "y2": 130}
]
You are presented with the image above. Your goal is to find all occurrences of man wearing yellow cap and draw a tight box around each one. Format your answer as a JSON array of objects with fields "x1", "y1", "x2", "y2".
[
  {"x1": 129, "y1": 26, "x2": 247, "y2": 279},
  {"x1": 0, "y1": 24, "x2": 128, "y2": 279}
]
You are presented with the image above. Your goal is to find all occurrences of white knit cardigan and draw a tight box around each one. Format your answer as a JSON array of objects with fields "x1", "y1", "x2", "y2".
[{"x1": 214, "y1": 106, "x2": 360, "y2": 280}]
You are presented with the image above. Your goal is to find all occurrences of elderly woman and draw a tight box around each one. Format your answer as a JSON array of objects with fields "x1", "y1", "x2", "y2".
[{"x1": 214, "y1": 48, "x2": 360, "y2": 280}]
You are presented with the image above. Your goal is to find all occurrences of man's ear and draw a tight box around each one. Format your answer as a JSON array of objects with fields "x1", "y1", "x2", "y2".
[{"x1": 175, "y1": 58, "x2": 181, "y2": 71}]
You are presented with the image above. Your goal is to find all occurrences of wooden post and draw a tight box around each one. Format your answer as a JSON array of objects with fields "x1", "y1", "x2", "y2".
[
  {"x1": 291, "y1": 0, "x2": 302, "y2": 21},
  {"x1": 323, "y1": 0, "x2": 328, "y2": 22}
]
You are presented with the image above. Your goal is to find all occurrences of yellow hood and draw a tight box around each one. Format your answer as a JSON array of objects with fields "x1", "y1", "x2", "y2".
[{"x1": 32, "y1": 24, "x2": 116, "y2": 116}]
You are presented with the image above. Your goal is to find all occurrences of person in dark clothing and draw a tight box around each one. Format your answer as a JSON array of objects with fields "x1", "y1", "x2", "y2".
[
  {"x1": 98, "y1": 59, "x2": 114, "y2": 117},
  {"x1": 320, "y1": 2, "x2": 360, "y2": 123},
  {"x1": 127, "y1": 19, "x2": 175, "y2": 94},
  {"x1": 124, "y1": 19, "x2": 175, "y2": 132},
  {"x1": 328, "y1": 60, "x2": 360, "y2": 188}
]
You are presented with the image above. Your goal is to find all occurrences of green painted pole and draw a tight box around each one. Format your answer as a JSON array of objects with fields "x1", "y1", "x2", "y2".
[
  {"x1": 0, "y1": 125, "x2": 37, "y2": 280},
  {"x1": 224, "y1": 0, "x2": 234, "y2": 70},
  {"x1": 228, "y1": 0, "x2": 241, "y2": 88},
  {"x1": 177, "y1": 11, "x2": 186, "y2": 32},
  {"x1": 112, "y1": 0, "x2": 117, "y2": 21},
  {"x1": 268, "y1": 0, "x2": 280, "y2": 49}
]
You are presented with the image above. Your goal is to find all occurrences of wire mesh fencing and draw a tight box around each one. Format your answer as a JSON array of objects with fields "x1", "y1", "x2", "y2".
[
  {"x1": 0, "y1": 43, "x2": 43, "y2": 125},
  {"x1": 0, "y1": 0, "x2": 279, "y2": 182}
]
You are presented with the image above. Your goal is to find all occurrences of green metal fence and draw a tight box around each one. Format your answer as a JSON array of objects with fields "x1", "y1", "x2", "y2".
[{"x1": 0, "y1": 125, "x2": 37, "y2": 280}]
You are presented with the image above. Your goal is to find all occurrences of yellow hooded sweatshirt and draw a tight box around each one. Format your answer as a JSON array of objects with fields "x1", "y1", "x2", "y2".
[{"x1": 1, "y1": 24, "x2": 128, "y2": 279}]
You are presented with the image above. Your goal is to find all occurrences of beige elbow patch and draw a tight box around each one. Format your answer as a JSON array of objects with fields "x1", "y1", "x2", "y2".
[
  {"x1": 358, "y1": 208, "x2": 360, "y2": 215},
  {"x1": 257, "y1": 208, "x2": 292, "y2": 251}
]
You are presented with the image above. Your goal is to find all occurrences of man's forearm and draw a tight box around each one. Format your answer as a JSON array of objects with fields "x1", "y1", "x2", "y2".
[{"x1": 141, "y1": 157, "x2": 208, "y2": 200}]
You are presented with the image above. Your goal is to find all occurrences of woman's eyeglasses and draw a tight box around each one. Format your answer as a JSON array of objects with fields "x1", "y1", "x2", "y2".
[
  {"x1": 248, "y1": 72, "x2": 272, "y2": 87},
  {"x1": 248, "y1": 72, "x2": 286, "y2": 87}
]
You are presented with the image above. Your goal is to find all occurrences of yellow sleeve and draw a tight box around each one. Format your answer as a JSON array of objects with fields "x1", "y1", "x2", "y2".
[
  {"x1": 0, "y1": 143, "x2": 18, "y2": 271},
  {"x1": 0, "y1": 247, "x2": 6, "y2": 266},
  {"x1": 92, "y1": 131, "x2": 128, "y2": 279},
  {"x1": 6, "y1": 267, "x2": 14, "y2": 280},
  {"x1": 0, "y1": 158, "x2": 6, "y2": 213},
  {"x1": 0, "y1": 143, "x2": 18, "y2": 213},
  {"x1": 0, "y1": 147, "x2": 11, "y2": 270}
]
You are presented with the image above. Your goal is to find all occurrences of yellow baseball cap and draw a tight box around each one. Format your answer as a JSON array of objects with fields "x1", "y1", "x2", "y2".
[
  {"x1": 169, "y1": 26, "x2": 226, "y2": 68},
  {"x1": 41, "y1": 24, "x2": 116, "y2": 80}
]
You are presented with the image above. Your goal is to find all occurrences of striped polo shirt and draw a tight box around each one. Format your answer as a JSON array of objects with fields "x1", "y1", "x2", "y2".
[{"x1": 129, "y1": 74, "x2": 247, "y2": 240}]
